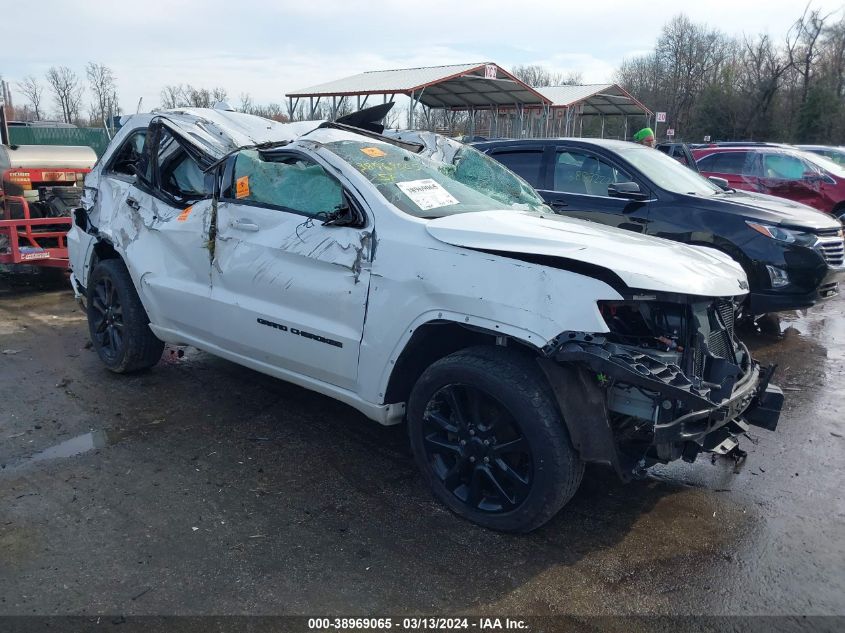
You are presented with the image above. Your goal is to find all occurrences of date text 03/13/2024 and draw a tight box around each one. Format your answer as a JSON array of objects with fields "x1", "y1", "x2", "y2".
[{"x1": 307, "y1": 618, "x2": 529, "y2": 630}]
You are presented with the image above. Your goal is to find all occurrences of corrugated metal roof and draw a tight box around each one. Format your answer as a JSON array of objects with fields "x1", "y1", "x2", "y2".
[
  {"x1": 287, "y1": 63, "x2": 551, "y2": 108},
  {"x1": 537, "y1": 84, "x2": 652, "y2": 116},
  {"x1": 537, "y1": 84, "x2": 615, "y2": 105},
  {"x1": 289, "y1": 63, "x2": 486, "y2": 96}
]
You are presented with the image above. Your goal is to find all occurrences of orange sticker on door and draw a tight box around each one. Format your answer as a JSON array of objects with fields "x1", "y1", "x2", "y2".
[
  {"x1": 360, "y1": 146, "x2": 386, "y2": 157},
  {"x1": 177, "y1": 205, "x2": 193, "y2": 222},
  {"x1": 236, "y1": 176, "x2": 250, "y2": 199}
]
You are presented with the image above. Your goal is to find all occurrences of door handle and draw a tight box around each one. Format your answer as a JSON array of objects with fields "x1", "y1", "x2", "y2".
[
  {"x1": 126, "y1": 197, "x2": 140, "y2": 210},
  {"x1": 548, "y1": 200, "x2": 568, "y2": 209},
  {"x1": 231, "y1": 218, "x2": 260, "y2": 232}
]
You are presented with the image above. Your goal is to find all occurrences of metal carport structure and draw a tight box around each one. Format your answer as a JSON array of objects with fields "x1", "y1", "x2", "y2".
[
  {"x1": 286, "y1": 62, "x2": 552, "y2": 137},
  {"x1": 536, "y1": 83, "x2": 653, "y2": 139}
]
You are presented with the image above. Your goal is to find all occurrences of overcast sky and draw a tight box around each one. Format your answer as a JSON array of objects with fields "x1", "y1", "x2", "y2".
[{"x1": 2, "y1": 0, "x2": 843, "y2": 116}]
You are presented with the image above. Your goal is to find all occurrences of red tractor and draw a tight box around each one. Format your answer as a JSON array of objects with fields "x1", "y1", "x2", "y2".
[{"x1": 0, "y1": 143, "x2": 97, "y2": 270}]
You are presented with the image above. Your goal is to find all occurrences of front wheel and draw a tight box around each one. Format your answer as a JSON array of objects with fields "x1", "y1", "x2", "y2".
[
  {"x1": 407, "y1": 346, "x2": 583, "y2": 532},
  {"x1": 87, "y1": 258, "x2": 164, "y2": 373}
]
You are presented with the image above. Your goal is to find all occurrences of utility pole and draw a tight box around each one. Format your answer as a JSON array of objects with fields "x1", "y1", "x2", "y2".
[{"x1": 0, "y1": 80, "x2": 11, "y2": 145}]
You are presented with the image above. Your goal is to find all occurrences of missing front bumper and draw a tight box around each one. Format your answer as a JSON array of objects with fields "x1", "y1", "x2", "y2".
[{"x1": 540, "y1": 333, "x2": 783, "y2": 477}]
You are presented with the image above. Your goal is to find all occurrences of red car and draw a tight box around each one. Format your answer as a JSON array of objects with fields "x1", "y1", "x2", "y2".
[{"x1": 693, "y1": 146, "x2": 845, "y2": 221}]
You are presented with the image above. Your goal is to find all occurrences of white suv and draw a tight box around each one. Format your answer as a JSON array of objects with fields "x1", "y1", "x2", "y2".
[{"x1": 67, "y1": 108, "x2": 783, "y2": 532}]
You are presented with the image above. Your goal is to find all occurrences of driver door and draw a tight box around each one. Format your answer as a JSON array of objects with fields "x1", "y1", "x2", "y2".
[
  {"x1": 211, "y1": 149, "x2": 372, "y2": 390},
  {"x1": 116, "y1": 122, "x2": 217, "y2": 341}
]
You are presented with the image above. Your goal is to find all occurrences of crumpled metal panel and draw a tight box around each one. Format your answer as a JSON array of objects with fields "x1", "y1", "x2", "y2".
[{"x1": 547, "y1": 331, "x2": 716, "y2": 408}]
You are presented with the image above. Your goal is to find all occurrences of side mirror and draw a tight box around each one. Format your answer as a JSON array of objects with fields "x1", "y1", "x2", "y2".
[
  {"x1": 708, "y1": 176, "x2": 730, "y2": 191},
  {"x1": 321, "y1": 202, "x2": 363, "y2": 227},
  {"x1": 607, "y1": 181, "x2": 647, "y2": 200}
]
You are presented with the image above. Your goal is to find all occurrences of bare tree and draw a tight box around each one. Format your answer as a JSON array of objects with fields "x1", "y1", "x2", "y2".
[
  {"x1": 613, "y1": 7, "x2": 845, "y2": 143},
  {"x1": 252, "y1": 102, "x2": 289, "y2": 122},
  {"x1": 561, "y1": 71, "x2": 583, "y2": 85},
  {"x1": 160, "y1": 84, "x2": 230, "y2": 109},
  {"x1": 211, "y1": 87, "x2": 228, "y2": 103},
  {"x1": 737, "y1": 33, "x2": 796, "y2": 137},
  {"x1": 86, "y1": 62, "x2": 119, "y2": 126},
  {"x1": 656, "y1": 15, "x2": 730, "y2": 132},
  {"x1": 790, "y1": 6, "x2": 832, "y2": 105},
  {"x1": 511, "y1": 64, "x2": 565, "y2": 87},
  {"x1": 820, "y1": 15, "x2": 845, "y2": 97},
  {"x1": 45, "y1": 66, "x2": 83, "y2": 124},
  {"x1": 616, "y1": 14, "x2": 732, "y2": 135},
  {"x1": 160, "y1": 84, "x2": 186, "y2": 109},
  {"x1": 186, "y1": 86, "x2": 212, "y2": 107},
  {"x1": 17, "y1": 75, "x2": 44, "y2": 120},
  {"x1": 239, "y1": 92, "x2": 254, "y2": 113}
]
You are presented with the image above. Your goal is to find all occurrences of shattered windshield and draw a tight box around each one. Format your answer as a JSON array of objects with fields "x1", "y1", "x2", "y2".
[{"x1": 323, "y1": 140, "x2": 547, "y2": 219}]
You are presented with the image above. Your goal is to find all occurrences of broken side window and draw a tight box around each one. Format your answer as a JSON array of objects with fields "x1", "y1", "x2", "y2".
[
  {"x1": 226, "y1": 150, "x2": 344, "y2": 218},
  {"x1": 108, "y1": 131, "x2": 147, "y2": 177},
  {"x1": 155, "y1": 128, "x2": 213, "y2": 203}
]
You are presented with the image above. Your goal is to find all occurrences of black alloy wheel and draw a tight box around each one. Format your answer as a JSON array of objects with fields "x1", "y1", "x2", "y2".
[
  {"x1": 422, "y1": 383, "x2": 532, "y2": 512},
  {"x1": 86, "y1": 258, "x2": 164, "y2": 373},
  {"x1": 90, "y1": 276, "x2": 124, "y2": 362},
  {"x1": 407, "y1": 346, "x2": 584, "y2": 532}
]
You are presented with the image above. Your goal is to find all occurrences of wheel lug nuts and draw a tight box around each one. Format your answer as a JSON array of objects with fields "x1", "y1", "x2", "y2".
[
  {"x1": 469, "y1": 429, "x2": 475, "y2": 436},
  {"x1": 483, "y1": 457, "x2": 489, "y2": 463},
  {"x1": 483, "y1": 440, "x2": 489, "y2": 446},
  {"x1": 469, "y1": 456, "x2": 476, "y2": 463},
  {"x1": 460, "y1": 440, "x2": 466, "y2": 446}
]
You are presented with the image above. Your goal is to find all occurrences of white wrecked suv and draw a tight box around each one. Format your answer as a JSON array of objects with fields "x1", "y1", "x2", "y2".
[{"x1": 67, "y1": 107, "x2": 783, "y2": 532}]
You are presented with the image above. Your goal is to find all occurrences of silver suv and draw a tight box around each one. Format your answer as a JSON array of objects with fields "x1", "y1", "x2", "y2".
[{"x1": 67, "y1": 108, "x2": 783, "y2": 532}]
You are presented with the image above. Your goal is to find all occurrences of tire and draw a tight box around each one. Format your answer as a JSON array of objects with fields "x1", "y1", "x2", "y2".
[
  {"x1": 407, "y1": 345, "x2": 584, "y2": 533},
  {"x1": 86, "y1": 258, "x2": 164, "y2": 373}
]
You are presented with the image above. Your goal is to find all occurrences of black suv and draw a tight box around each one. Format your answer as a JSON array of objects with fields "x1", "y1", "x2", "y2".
[{"x1": 473, "y1": 138, "x2": 845, "y2": 314}]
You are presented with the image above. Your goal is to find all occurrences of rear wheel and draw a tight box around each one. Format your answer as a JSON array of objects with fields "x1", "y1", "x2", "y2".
[
  {"x1": 407, "y1": 346, "x2": 583, "y2": 532},
  {"x1": 87, "y1": 259, "x2": 164, "y2": 373}
]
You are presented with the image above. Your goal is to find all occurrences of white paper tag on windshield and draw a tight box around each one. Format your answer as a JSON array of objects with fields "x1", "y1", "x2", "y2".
[{"x1": 395, "y1": 179, "x2": 459, "y2": 211}]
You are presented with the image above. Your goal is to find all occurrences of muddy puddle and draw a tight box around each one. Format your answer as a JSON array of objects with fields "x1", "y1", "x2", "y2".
[{"x1": 1, "y1": 429, "x2": 123, "y2": 475}]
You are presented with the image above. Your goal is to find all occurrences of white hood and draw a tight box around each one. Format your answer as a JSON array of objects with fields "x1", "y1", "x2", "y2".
[{"x1": 426, "y1": 210, "x2": 748, "y2": 297}]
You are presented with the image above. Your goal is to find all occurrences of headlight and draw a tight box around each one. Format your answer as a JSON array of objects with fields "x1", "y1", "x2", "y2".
[
  {"x1": 765, "y1": 265, "x2": 790, "y2": 288},
  {"x1": 746, "y1": 221, "x2": 802, "y2": 243}
]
